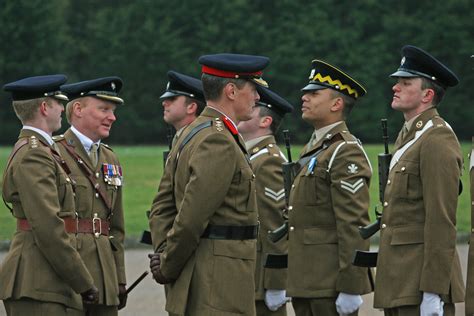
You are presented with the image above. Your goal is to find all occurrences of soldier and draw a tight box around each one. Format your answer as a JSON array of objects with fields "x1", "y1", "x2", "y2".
[
  {"x1": 237, "y1": 86, "x2": 294, "y2": 315},
  {"x1": 467, "y1": 138, "x2": 474, "y2": 316},
  {"x1": 148, "y1": 53, "x2": 269, "y2": 315},
  {"x1": 0, "y1": 75, "x2": 98, "y2": 315},
  {"x1": 149, "y1": 71, "x2": 205, "y2": 254},
  {"x1": 287, "y1": 60, "x2": 373, "y2": 315},
  {"x1": 54, "y1": 77, "x2": 127, "y2": 315},
  {"x1": 373, "y1": 45, "x2": 464, "y2": 316},
  {"x1": 161, "y1": 70, "x2": 206, "y2": 142}
]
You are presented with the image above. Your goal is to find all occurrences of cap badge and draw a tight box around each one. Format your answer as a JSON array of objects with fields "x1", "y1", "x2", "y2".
[
  {"x1": 416, "y1": 120, "x2": 423, "y2": 128},
  {"x1": 309, "y1": 69, "x2": 316, "y2": 79},
  {"x1": 111, "y1": 82, "x2": 116, "y2": 91},
  {"x1": 400, "y1": 56, "x2": 406, "y2": 66}
]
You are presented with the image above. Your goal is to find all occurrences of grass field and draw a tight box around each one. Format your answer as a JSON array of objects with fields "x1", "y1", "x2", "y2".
[{"x1": 0, "y1": 143, "x2": 472, "y2": 242}]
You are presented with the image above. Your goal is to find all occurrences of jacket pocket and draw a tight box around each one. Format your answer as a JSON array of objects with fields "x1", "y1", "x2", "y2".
[
  {"x1": 213, "y1": 240, "x2": 256, "y2": 259},
  {"x1": 391, "y1": 161, "x2": 422, "y2": 200},
  {"x1": 390, "y1": 225, "x2": 424, "y2": 245},
  {"x1": 301, "y1": 167, "x2": 330, "y2": 206}
]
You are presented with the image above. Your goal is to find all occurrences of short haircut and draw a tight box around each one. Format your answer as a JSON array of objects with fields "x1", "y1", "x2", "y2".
[
  {"x1": 184, "y1": 96, "x2": 206, "y2": 116},
  {"x1": 258, "y1": 106, "x2": 283, "y2": 134},
  {"x1": 12, "y1": 97, "x2": 51, "y2": 124},
  {"x1": 421, "y1": 77, "x2": 446, "y2": 106},
  {"x1": 330, "y1": 89, "x2": 355, "y2": 119},
  {"x1": 201, "y1": 73, "x2": 246, "y2": 101}
]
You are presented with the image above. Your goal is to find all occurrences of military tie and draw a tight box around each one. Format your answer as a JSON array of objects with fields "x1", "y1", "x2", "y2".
[
  {"x1": 89, "y1": 143, "x2": 99, "y2": 167},
  {"x1": 308, "y1": 131, "x2": 318, "y2": 148},
  {"x1": 400, "y1": 124, "x2": 409, "y2": 140}
]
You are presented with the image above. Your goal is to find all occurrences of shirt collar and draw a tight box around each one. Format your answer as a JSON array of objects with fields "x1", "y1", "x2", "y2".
[
  {"x1": 207, "y1": 106, "x2": 239, "y2": 131},
  {"x1": 71, "y1": 125, "x2": 101, "y2": 153},
  {"x1": 22, "y1": 126, "x2": 54, "y2": 146},
  {"x1": 244, "y1": 135, "x2": 272, "y2": 150},
  {"x1": 314, "y1": 121, "x2": 343, "y2": 143}
]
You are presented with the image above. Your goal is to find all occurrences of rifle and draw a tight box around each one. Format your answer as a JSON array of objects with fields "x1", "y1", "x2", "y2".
[
  {"x1": 126, "y1": 271, "x2": 149, "y2": 294},
  {"x1": 353, "y1": 119, "x2": 391, "y2": 267},
  {"x1": 268, "y1": 130, "x2": 295, "y2": 243}
]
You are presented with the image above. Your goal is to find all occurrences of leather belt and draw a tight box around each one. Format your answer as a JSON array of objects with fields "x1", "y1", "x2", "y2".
[
  {"x1": 201, "y1": 224, "x2": 258, "y2": 240},
  {"x1": 17, "y1": 216, "x2": 110, "y2": 237}
]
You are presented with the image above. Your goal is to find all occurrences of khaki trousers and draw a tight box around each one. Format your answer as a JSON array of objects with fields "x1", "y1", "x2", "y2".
[
  {"x1": 383, "y1": 303, "x2": 454, "y2": 316},
  {"x1": 256, "y1": 299, "x2": 288, "y2": 316},
  {"x1": 84, "y1": 304, "x2": 117, "y2": 316},
  {"x1": 3, "y1": 298, "x2": 83, "y2": 316},
  {"x1": 292, "y1": 297, "x2": 358, "y2": 316}
]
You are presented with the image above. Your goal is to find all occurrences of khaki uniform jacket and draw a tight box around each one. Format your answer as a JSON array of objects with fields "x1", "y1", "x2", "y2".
[
  {"x1": 248, "y1": 136, "x2": 288, "y2": 300},
  {"x1": 157, "y1": 107, "x2": 258, "y2": 316},
  {"x1": 55, "y1": 129, "x2": 126, "y2": 306},
  {"x1": 0, "y1": 130, "x2": 94, "y2": 309},
  {"x1": 465, "y1": 138, "x2": 474, "y2": 315},
  {"x1": 373, "y1": 108, "x2": 464, "y2": 308},
  {"x1": 287, "y1": 122, "x2": 373, "y2": 298}
]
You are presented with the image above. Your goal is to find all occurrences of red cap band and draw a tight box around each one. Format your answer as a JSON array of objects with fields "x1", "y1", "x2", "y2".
[{"x1": 202, "y1": 65, "x2": 263, "y2": 79}]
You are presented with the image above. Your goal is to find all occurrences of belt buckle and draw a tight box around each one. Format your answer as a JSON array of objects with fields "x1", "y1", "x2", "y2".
[{"x1": 92, "y1": 213, "x2": 101, "y2": 238}]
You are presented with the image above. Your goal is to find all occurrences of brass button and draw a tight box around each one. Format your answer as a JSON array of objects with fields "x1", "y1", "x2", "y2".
[
  {"x1": 95, "y1": 193, "x2": 99, "y2": 198},
  {"x1": 291, "y1": 184, "x2": 295, "y2": 188},
  {"x1": 95, "y1": 172, "x2": 100, "y2": 178},
  {"x1": 288, "y1": 206, "x2": 293, "y2": 211},
  {"x1": 387, "y1": 180, "x2": 391, "y2": 185},
  {"x1": 381, "y1": 224, "x2": 387, "y2": 229},
  {"x1": 268, "y1": 144, "x2": 274, "y2": 148},
  {"x1": 401, "y1": 167, "x2": 406, "y2": 172},
  {"x1": 66, "y1": 178, "x2": 71, "y2": 182},
  {"x1": 289, "y1": 226, "x2": 295, "y2": 231},
  {"x1": 383, "y1": 201, "x2": 388, "y2": 207}
]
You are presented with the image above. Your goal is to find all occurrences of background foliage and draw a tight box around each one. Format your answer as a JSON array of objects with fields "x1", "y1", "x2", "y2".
[{"x1": 0, "y1": 0, "x2": 473, "y2": 145}]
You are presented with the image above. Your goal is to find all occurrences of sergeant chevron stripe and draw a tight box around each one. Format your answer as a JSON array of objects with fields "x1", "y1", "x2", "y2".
[
  {"x1": 264, "y1": 187, "x2": 285, "y2": 201},
  {"x1": 340, "y1": 178, "x2": 364, "y2": 194}
]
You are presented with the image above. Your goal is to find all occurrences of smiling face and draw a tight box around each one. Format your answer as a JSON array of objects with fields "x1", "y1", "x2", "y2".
[{"x1": 73, "y1": 97, "x2": 117, "y2": 142}]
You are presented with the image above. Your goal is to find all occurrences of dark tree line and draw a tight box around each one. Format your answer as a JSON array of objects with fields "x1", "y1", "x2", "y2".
[{"x1": 1, "y1": 0, "x2": 472, "y2": 145}]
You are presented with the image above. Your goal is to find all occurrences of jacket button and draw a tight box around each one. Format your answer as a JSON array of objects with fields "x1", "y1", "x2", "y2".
[
  {"x1": 289, "y1": 226, "x2": 295, "y2": 231},
  {"x1": 95, "y1": 172, "x2": 100, "y2": 178},
  {"x1": 381, "y1": 224, "x2": 387, "y2": 229},
  {"x1": 383, "y1": 201, "x2": 388, "y2": 207},
  {"x1": 401, "y1": 167, "x2": 406, "y2": 172},
  {"x1": 291, "y1": 184, "x2": 295, "y2": 188},
  {"x1": 288, "y1": 206, "x2": 293, "y2": 211},
  {"x1": 387, "y1": 180, "x2": 391, "y2": 185},
  {"x1": 95, "y1": 193, "x2": 99, "y2": 198}
]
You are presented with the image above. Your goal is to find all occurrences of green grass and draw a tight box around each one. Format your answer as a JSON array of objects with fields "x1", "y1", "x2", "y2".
[{"x1": 0, "y1": 143, "x2": 472, "y2": 241}]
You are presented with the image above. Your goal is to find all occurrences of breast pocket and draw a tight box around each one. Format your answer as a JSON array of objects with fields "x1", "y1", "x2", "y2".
[
  {"x1": 57, "y1": 175, "x2": 75, "y2": 214},
  {"x1": 301, "y1": 167, "x2": 330, "y2": 206},
  {"x1": 233, "y1": 166, "x2": 257, "y2": 213},
  {"x1": 391, "y1": 161, "x2": 422, "y2": 200}
]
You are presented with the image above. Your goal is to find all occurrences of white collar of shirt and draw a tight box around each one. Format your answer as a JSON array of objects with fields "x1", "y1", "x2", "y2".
[
  {"x1": 71, "y1": 125, "x2": 101, "y2": 154},
  {"x1": 244, "y1": 135, "x2": 271, "y2": 150},
  {"x1": 22, "y1": 126, "x2": 54, "y2": 146},
  {"x1": 314, "y1": 121, "x2": 343, "y2": 143},
  {"x1": 207, "y1": 106, "x2": 239, "y2": 131}
]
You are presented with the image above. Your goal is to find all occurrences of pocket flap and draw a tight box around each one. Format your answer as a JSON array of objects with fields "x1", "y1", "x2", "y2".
[
  {"x1": 303, "y1": 227, "x2": 337, "y2": 245},
  {"x1": 213, "y1": 240, "x2": 256, "y2": 259},
  {"x1": 390, "y1": 225, "x2": 424, "y2": 245}
]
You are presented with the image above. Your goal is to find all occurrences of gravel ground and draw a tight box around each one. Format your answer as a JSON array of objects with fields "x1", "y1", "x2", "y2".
[{"x1": 0, "y1": 245, "x2": 469, "y2": 315}]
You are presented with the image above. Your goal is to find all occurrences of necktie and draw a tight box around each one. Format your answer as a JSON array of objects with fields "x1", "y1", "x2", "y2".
[
  {"x1": 401, "y1": 125, "x2": 409, "y2": 140},
  {"x1": 89, "y1": 143, "x2": 99, "y2": 167}
]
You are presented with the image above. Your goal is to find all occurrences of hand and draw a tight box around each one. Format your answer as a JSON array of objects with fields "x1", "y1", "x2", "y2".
[
  {"x1": 81, "y1": 286, "x2": 99, "y2": 305},
  {"x1": 264, "y1": 289, "x2": 290, "y2": 311},
  {"x1": 118, "y1": 284, "x2": 127, "y2": 310},
  {"x1": 420, "y1": 292, "x2": 444, "y2": 316},
  {"x1": 147, "y1": 253, "x2": 173, "y2": 284},
  {"x1": 335, "y1": 292, "x2": 363, "y2": 315}
]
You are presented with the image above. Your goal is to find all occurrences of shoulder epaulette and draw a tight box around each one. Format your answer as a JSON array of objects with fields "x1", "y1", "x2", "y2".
[
  {"x1": 28, "y1": 135, "x2": 40, "y2": 149},
  {"x1": 101, "y1": 143, "x2": 114, "y2": 152}
]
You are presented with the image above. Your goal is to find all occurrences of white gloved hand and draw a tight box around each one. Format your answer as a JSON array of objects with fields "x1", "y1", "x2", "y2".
[
  {"x1": 264, "y1": 289, "x2": 289, "y2": 311},
  {"x1": 335, "y1": 292, "x2": 363, "y2": 315},
  {"x1": 420, "y1": 292, "x2": 444, "y2": 316}
]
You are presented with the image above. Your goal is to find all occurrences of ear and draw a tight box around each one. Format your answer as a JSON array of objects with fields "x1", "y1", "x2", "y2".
[
  {"x1": 186, "y1": 102, "x2": 198, "y2": 115},
  {"x1": 72, "y1": 101, "x2": 83, "y2": 117},
  {"x1": 224, "y1": 82, "x2": 237, "y2": 101},
  {"x1": 39, "y1": 101, "x2": 49, "y2": 116},
  {"x1": 259, "y1": 115, "x2": 273, "y2": 128},
  {"x1": 330, "y1": 96, "x2": 344, "y2": 113},
  {"x1": 422, "y1": 88, "x2": 435, "y2": 104}
]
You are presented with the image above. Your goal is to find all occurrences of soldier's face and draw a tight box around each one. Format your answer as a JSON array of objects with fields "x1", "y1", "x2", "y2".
[
  {"x1": 162, "y1": 95, "x2": 190, "y2": 128},
  {"x1": 391, "y1": 77, "x2": 425, "y2": 114},
  {"x1": 237, "y1": 106, "x2": 261, "y2": 140},
  {"x1": 77, "y1": 97, "x2": 117, "y2": 142},
  {"x1": 234, "y1": 82, "x2": 260, "y2": 122},
  {"x1": 301, "y1": 88, "x2": 336, "y2": 125},
  {"x1": 45, "y1": 99, "x2": 64, "y2": 132}
]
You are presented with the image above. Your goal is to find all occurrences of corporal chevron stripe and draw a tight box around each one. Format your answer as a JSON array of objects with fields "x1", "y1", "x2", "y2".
[
  {"x1": 340, "y1": 178, "x2": 364, "y2": 194},
  {"x1": 264, "y1": 187, "x2": 285, "y2": 201}
]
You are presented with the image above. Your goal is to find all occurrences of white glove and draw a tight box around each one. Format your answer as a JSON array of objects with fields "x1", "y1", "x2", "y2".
[
  {"x1": 264, "y1": 289, "x2": 289, "y2": 311},
  {"x1": 335, "y1": 292, "x2": 363, "y2": 315},
  {"x1": 420, "y1": 292, "x2": 444, "y2": 316}
]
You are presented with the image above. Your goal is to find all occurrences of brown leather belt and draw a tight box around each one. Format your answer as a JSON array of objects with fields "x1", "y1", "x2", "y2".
[{"x1": 17, "y1": 217, "x2": 110, "y2": 237}]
